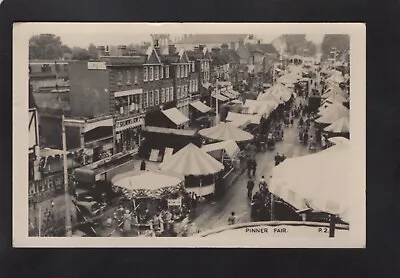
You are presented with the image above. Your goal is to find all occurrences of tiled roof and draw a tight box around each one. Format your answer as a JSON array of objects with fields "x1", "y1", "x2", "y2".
[
  {"x1": 101, "y1": 56, "x2": 147, "y2": 65},
  {"x1": 186, "y1": 50, "x2": 204, "y2": 60},
  {"x1": 247, "y1": 43, "x2": 278, "y2": 54},
  {"x1": 176, "y1": 34, "x2": 247, "y2": 44},
  {"x1": 160, "y1": 54, "x2": 180, "y2": 63}
]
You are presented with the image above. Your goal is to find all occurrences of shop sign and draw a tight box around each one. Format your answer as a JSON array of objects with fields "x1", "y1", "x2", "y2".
[
  {"x1": 88, "y1": 62, "x2": 107, "y2": 70},
  {"x1": 167, "y1": 197, "x2": 182, "y2": 207},
  {"x1": 116, "y1": 117, "x2": 143, "y2": 132}
]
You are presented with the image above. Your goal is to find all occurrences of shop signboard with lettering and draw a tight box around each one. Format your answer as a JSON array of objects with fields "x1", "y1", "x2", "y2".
[
  {"x1": 167, "y1": 197, "x2": 182, "y2": 207},
  {"x1": 88, "y1": 62, "x2": 107, "y2": 70},
  {"x1": 116, "y1": 117, "x2": 144, "y2": 132}
]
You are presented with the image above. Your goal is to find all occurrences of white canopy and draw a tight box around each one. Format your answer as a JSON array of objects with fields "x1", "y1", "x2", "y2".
[
  {"x1": 226, "y1": 111, "x2": 261, "y2": 125},
  {"x1": 269, "y1": 144, "x2": 350, "y2": 223},
  {"x1": 324, "y1": 117, "x2": 350, "y2": 133},
  {"x1": 328, "y1": 136, "x2": 350, "y2": 145},
  {"x1": 316, "y1": 103, "x2": 349, "y2": 124},
  {"x1": 244, "y1": 99, "x2": 277, "y2": 116},
  {"x1": 190, "y1": 101, "x2": 212, "y2": 113},
  {"x1": 112, "y1": 171, "x2": 183, "y2": 192},
  {"x1": 201, "y1": 140, "x2": 240, "y2": 160},
  {"x1": 162, "y1": 108, "x2": 189, "y2": 126},
  {"x1": 198, "y1": 122, "x2": 254, "y2": 142}
]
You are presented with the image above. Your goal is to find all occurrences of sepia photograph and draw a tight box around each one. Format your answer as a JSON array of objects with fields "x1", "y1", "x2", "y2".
[{"x1": 14, "y1": 23, "x2": 366, "y2": 247}]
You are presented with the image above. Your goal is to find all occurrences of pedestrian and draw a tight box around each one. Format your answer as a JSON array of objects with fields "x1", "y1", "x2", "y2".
[
  {"x1": 259, "y1": 176, "x2": 267, "y2": 191},
  {"x1": 321, "y1": 135, "x2": 326, "y2": 149},
  {"x1": 247, "y1": 159, "x2": 252, "y2": 177},
  {"x1": 228, "y1": 212, "x2": 236, "y2": 225},
  {"x1": 274, "y1": 152, "x2": 280, "y2": 166},
  {"x1": 140, "y1": 160, "x2": 146, "y2": 171},
  {"x1": 247, "y1": 178, "x2": 255, "y2": 200},
  {"x1": 251, "y1": 159, "x2": 257, "y2": 177}
]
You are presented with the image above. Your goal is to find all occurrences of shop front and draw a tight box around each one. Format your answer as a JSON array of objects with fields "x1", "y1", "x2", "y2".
[
  {"x1": 115, "y1": 115, "x2": 144, "y2": 154},
  {"x1": 176, "y1": 97, "x2": 191, "y2": 119}
]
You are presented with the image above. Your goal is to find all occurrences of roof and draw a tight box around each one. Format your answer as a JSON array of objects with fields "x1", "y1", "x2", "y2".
[
  {"x1": 175, "y1": 34, "x2": 247, "y2": 45},
  {"x1": 32, "y1": 92, "x2": 70, "y2": 113},
  {"x1": 100, "y1": 56, "x2": 147, "y2": 66},
  {"x1": 159, "y1": 54, "x2": 180, "y2": 64},
  {"x1": 201, "y1": 140, "x2": 240, "y2": 159},
  {"x1": 186, "y1": 50, "x2": 204, "y2": 60},
  {"x1": 143, "y1": 126, "x2": 197, "y2": 137},
  {"x1": 198, "y1": 122, "x2": 254, "y2": 142},
  {"x1": 190, "y1": 101, "x2": 212, "y2": 113},
  {"x1": 29, "y1": 59, "x2": 74, "y2": 64},
  {"x1": 246, "y1": 43, "x2": 278, "y2": 54},
  {"x1": 162, "y1": 108, "x2": 190, "y2": 126},
  {"x1": 160, "y1": 143, "x2": 224, "y2": 176}
]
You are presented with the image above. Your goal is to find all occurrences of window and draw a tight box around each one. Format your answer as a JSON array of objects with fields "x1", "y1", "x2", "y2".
[
  {"x1": 55, "y1": 63, "x2": 60, "y2": 72},
  {"x1": 144, "y1": 67, "x2": 148, "y2": 82},
  {"x1": 191, "y1": 61, "x2": 195, "y2": 72},
  {"x1": 170, "y1": 87, "x2": 174, "y2": 101},
  {"x1": 143, "y1": 92, "x2": 148, "y2": 108},
  {"x1": 161, "y1": 88, "x2": 165, "y2": 103},
  {"x1": 176, "y1": 86, "x2": 181, "y2": 100},
  {"x1": 201, "y1": 61, "x2": 204, "y2": 71},
  {"x1": 149, "y1": 91, "x2": 154, "y2": 106},
  {"x1": 177, "y1": 66, "x2": 180, "y2": 78},
  {"x1": 117, "y1": 72, "x2": 123, "y2": 84},
  {"x1": 165, "y1": 88, "x2": 170, "y2": 102},
  {"x1": 126, "y1": 70, "x2": 131, "y2": 84},
  {"x1": 160, "y1": 65, "x2": 164, "y2": 79},
  {"x1": 134, "y1": 68, "x2": 139, "y2": 84},
  {"x1": 186, "y1": 65, "x2": 190, "y2": 77},
  {"x1": 41, "y1": 64, "x2": 51, "y2": 73},
  {"x1": 149, "y1": 67, "x2": 154, "y2": 81},
  {"x1": 155, "y1": 90, "x2": 159, "y2": 105},
  {"x1": 155, "y1": 66, "x2": 159, "y2": 80},
  {"x1": 63, "y1": 64, "x2": 68, "y2": 73},
  {"x1": 184, "y1": 85, "x2": 188, "y2": 97},
  {"x1": 165, "y1": 65, "x2": 170, "y2": 78}
]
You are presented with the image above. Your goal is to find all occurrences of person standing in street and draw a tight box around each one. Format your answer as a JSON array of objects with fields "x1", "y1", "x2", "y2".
[
  {"x1": 228, "y1": 212, "x2": 236, "y2": 225},
  {"x1": 247, "y1": 178, "x2": 255, "y2": 200},
  {"x1": 251, "y1": 159, "x2": 257, "y2": 177},
  {"x1": 247, "y1": 158, "x2": 252, "y2": 178}
]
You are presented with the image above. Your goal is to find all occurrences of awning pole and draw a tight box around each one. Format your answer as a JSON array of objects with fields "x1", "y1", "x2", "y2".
[{"x1": 62, "y1": 115, "x2": 72, "y2": 237}]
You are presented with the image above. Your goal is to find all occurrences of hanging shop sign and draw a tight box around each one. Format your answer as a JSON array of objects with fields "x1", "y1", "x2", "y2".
[
  {"x1": 167, "y1": 197, "x2": 182, "y2": 207},
  {"x1": 115, "y1": 117, "x2": 144, "y2": 132}
]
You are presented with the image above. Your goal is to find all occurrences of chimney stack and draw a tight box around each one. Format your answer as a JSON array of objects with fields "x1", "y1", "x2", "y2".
[
  {"x1": 198, "y1": 44, "x2": 205, "y2": 52},
  {"x1": 97, "y1": 46, "x2": 106, "y2": 58},
  {"x1": 117, "y1": 45, "x2": 127, "y2": 56},
  {"x1": 105, "y1": 45, "x2": 110, "y2": 56},
  {"x1": 128, "y1": 48, "x2": 137, "y2": 56},
  {"x1": 168, "y1": 44, "x2": 177, "y2": 55}
]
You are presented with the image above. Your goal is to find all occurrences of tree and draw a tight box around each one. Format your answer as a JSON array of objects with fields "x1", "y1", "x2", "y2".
[
  {"x1": 279, "y1": 34, "x2": 317, "y2": 57},
  {"x1": 71, "y1": 47, "x2": 90, "y2": 60},
  {"x1": 29, "y1": 34, "x2": 63, "y2": 59},
  {"x1": 321, "y1": 34, "x2": 350, "y2": 60},
  {"x1": 87, "y1": 43, "x2": 98, "y2": 60}
]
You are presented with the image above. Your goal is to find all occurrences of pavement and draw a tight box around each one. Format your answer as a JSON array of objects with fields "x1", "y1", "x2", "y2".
[{"x1": 192, "y1": 97, "x2": 321, "y2": 232}]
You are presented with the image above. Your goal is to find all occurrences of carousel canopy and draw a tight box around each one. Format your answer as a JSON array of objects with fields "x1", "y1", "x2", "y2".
[
  {"x1": 324, "y1": 117, "x2": 350, "y2": 133},
  {"x1": 316, "y1": 103, "x2": 349, "y2": 124},
  {"x1": 198, "y1": 122, "x2": 254, "y2": 143},
  {"x1": 201, "y1": 140, "x2": 240, "y2": 160},
  {"x1": 160, "y1": 143, "x2": 224, "y2": 176},
  {"x1": 112, "y1": 171, "x2": 184, "y2": 198},
  {"x1": 226, "y1": 111, "x2": 261, "y2": 125},
  {"x1": 269, "y1": 144, "x2": 350, "y2": 223}
]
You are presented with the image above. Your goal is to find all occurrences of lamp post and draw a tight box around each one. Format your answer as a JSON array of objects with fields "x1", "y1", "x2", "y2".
[{"x1": 61, "y1": 115, "x2": 72, "y2": 237}]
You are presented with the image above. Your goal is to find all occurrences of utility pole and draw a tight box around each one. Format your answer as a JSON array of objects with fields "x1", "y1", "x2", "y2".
[{"x1": 62, "y1": 115, "x2": 72, "y2": 237}]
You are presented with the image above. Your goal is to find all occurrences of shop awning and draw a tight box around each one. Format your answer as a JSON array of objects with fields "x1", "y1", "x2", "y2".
[
  {"x1": 84, "y1": 118, "x2": 114, "y2": 133},
  {"x1": 211, "y1": 92, "x2": 229, "y2": 102},
  {"x1": 198, "y1": 122, "x2": 254, "y2": 143},
  {"x1": 144, "y1": 126, "x2": 197, "y2": 137},
  {"x1": 220, "y1": 90, "x2": 236, "y2": 100},
  {"x1": 190, "y1": 101, "x2": 212, "y2": 113},
  {"x1": 226, "y1": 112, "x2": 261, "y2": 125},
  {"x1": 201, "y1": 140, "x2": 240, "y2": 159},
  {"x1": 162, "y1": 108, "x2": 190, "y2": 126}
]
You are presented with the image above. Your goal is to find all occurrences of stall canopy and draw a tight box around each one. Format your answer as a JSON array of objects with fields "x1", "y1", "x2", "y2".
[
  {"x1": 316, "y1": 103, "x2": 349, "y2": 124},
  {"x1": 264, "y1": 83, "x2": 292, "y2": 102},
  {"x1": 162, "y1": 108, "x2": 190, "y2": 126},
  {"x1": 220, "y1": 90, "x2": 236, "y2": 100},
  {"x1": 111, "y1": 171, "x2": 184, "y2": 198},
  {"x1": 324, "y1": 117, "x2": 350, "y2": 133},
  {"x1": 269, "y1": 144, "x2": 350, "y2": 223},
  {"x1": 190, "y1": 101, "x2": 212, "y2": 113},
  {"x1": 322, "y1": 84, "x2": 345, "y2": 99},
  {"x1": 226, "y1": 111, "x2": 261, "y2": 125},
  {"x1": 327, "y1": 70, "x2": 345, "y2": 84},
  {"x1": 211, "y1": 92, "x2": 229, "y2": 102},
  {"x1": 328, "y1": 136, "x2": 350, "y2": 145},
  {"x1": 323, "y1": 94, "x2": 348, "y2": 104},
  {"x1": 160, "y1": 143, "x2": 224, "y2": 176},
  {"x1": 198, "y1": 122, "x2": 254, "y2": 143},
  {"x1": 201, "y1": 140, "x2": 240, "y2": 160},
  {"x1": 244, "y1": 99, "x2": 277, "y2": 116}
]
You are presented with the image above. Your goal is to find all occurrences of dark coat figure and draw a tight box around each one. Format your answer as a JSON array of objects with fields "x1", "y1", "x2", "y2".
[
  {"x1": 274, "y1": 153, "x2": 280, "y2": 166},
  {"x1": 251, "y1": 160, "x2": 257, "y2": 176},
  {"x1": 303, "y1": 132, "x2": 309, "y2": 145},
  {"x1": 247, "y1": 179, "x2": 255, "y2": 199},
  {"x1": 140, "y1": 160, "x2": 146, "y2": 171}
]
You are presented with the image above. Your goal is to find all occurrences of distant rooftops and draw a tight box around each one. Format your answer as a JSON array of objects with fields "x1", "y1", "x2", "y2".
[{"x1": 175, "y1": 34, "x2": 247, "y2": 44}]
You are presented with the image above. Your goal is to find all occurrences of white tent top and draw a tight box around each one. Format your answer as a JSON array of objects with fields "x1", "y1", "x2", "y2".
[
  {"x1": 322, "y1": 84, "x2": 345, "y2": 99},
  {"x1": 112, "y1": 171, "x2": 183, "y2": 192},
  {"x1": 198, "y1": 122, "x2": 254, "y2": 142},
  {"x1": 256, "y1": 92, "x2": 283, "y2": 104},
  {"x1": 226, "y1": 111, "x2": 261, "y2": 125},
  {"x1": 328, "y1": 136, "x2": 350, "y2": 145},
  {"x1": 316, "y1": 103, "x2": 349, "y2": 124},
  {"x1": 324, "y1": 117, "x2": 350, "y2": 133},
  {"x1": 160, "y1": 143, "x2": 224, "y2": 176},
  {"x1": 265, "y1": 83, "x2": 292, "y2": 102},
  {"x1": 190, "y1": 101, "x2": 212, "y2": 113},
  {"x1": 201, "y1": 140, "x2": 240, "y2": 159},
  {"x1": 162, "y1": 108, "x2": 190, "y2": 126},
  {"x1": 269, "y1": 144, "x2": 351, "y2": 222},
  {"x1": 244, "y1": 99, "x2": 278, "y2": 115}
]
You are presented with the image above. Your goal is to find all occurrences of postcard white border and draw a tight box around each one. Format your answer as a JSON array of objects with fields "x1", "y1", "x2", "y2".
[{"x1": 13, "y1": 22, "x2": 366, "y2": 248}]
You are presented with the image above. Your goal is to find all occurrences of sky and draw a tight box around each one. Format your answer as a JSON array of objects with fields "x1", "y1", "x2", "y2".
[{"x1": 25, "y1": 23, "x2": 325, "y2": 48}]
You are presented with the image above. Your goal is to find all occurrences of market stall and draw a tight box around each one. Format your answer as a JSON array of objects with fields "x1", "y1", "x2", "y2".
[
  {"x1": 160, "y1": 143, "x2": 224, "y2": 197},
  {"x1": 315, "y1": 103, "x2": 349, "y2": 124},
  {"x1": 269, "y1": 144, "x2": 350, "y2": 223},
  {"x1": 198, "y1": 122, "x2": 254, "y2": 143},
  {"x1": 201, "y1": 139, "x2": 240, "y2": 165},
  {"x1": 324, "y1": 117, "x2": 350, "y2": 135}
]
